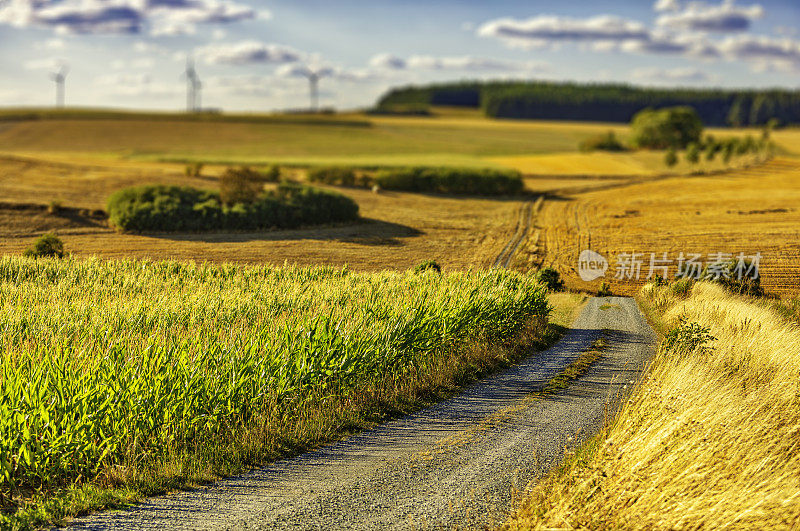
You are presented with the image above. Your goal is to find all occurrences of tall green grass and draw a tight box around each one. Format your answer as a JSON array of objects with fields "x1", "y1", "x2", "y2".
[{"x1": 0, "y1": 257, "x2": 549, "y2": 513}]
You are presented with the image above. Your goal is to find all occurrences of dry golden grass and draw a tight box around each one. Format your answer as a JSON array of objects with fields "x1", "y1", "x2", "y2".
[
  {"x1": 0, "y1": 154, "x2": 522, "y2": 270},
  {"x1": 527, "y1": 157, "x2": 800, "y2": 297},
  {"x1": 504, "y1": 282, "x2": 800, "y2": 529}
]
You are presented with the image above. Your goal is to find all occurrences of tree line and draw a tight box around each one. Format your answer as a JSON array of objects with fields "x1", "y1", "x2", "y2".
[{"x1": 376, "y1": 81, "x2": 800, "y2": 126}]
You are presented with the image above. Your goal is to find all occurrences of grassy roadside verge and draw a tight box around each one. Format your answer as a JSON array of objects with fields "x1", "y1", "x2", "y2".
[
  {"x1": 0, "y1": 259, "x2": 579, "y2": 529},
  {"x1": 503, "y1": 281, "x2": 800, "y2": 529}
]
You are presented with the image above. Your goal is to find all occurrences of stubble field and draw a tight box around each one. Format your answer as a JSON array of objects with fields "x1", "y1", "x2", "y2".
[{"x1": 521, "y1": 157, "x2": 800, "y2": 297}]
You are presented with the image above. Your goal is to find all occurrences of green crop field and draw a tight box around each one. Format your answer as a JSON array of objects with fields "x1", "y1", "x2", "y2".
[
  {"x1": 0, "y1": 257, "x2": 550, "y2": 527},
  {"x1": 0, "y1": 108, "x2": 631, "y2": 168}
]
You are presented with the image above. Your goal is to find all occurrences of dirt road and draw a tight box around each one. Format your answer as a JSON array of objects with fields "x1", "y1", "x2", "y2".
[{"x1": 68, "y1": 297, "x2": 655, "y2": 530}]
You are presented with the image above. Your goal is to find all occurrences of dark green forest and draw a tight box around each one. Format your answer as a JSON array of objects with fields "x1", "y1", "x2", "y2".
[{"x1": 376, "y1": 81, "x2": 800, "y2": 126}]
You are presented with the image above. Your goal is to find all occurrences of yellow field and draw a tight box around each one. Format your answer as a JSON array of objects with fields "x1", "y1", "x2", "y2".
[
  {"x1": 0, "y1": 154, "x2": 522, "y2": 270},
  {"x1": 1, "y1": 110, "x2": 798, "y2": 282},
  {"x1": 518, "y1": 157, "x2": 800, "y2": 297},
  {"x1": 506, "y1": 282, "x2": 800, "y2": 529},
  {"x1": 491, "y1": 150, "x2": 759, "y2": 176}
]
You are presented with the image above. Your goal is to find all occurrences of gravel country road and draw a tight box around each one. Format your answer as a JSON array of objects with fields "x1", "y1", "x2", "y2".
[{"x1": 68, "y1": 296, "x2": 656, "y2": 530}]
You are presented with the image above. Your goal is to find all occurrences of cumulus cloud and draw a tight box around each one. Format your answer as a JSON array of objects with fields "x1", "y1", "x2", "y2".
[
  {"x1": 716, "y1": 34, "x2": 800, "y2": 72},
  {"x1": 196, "y1": 40, "x2": 302, "y2": 65},
  {"x1": 276, "y1": 63, "x2": 335, "y2": 79},
  {"x1": 716, "y1": 34, "x2": 800, "y2": 61},
  {"x1": 274, "y1": 63, "x2": 379, "y2": 83},
  {"x1": 369, "y1": 53, "x2": 406, "y2": 70},
  {"x1": 405, "y1": 55, "x2": 546, "y2": 72},
  {"x1": 621, "y1": 32, "x2": 720, "y2": 58},
  {"x1": 631, "y1": 66, "x2": 712, "y2": 83},
  {"x1": 369, "y1": 53, "x2": 548, "y2": 73},
  {"x1": 477, "y1": 15, "x2": 650, "y2": 48},
  {"x1": 656, "y1": 1, "x2": 763, "y2": 33},
  {"x1": 654, "y1": 0, "x2": 682, "y2": 12},
  {"x1": 0, "y1": 0, "x2": 258, "y2": 35}
]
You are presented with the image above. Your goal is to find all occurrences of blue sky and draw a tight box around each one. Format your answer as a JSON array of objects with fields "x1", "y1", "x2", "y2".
[{"x1": 0, "y1": 0, "x2": 798, "y2": 111}]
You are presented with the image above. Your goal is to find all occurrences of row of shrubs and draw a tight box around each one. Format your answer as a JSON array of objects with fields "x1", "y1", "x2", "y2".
[
  {"x1": 107, "y1": 181, "x2": 359, "y2": 232},
  {"x1": 307, "y1": 165, "x2": 524, "y2": 195},
  {"x1": 307, "y1": 166, "x2": 372, "y2": 188},
  {"x1": 375, "y1": 167, "x2": 524, "y2": 195},
  {"x1": 664, "y1": 133, "x2": 774, "y2": 167}
]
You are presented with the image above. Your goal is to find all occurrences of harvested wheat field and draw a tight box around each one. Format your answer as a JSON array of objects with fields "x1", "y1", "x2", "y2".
[
  {"x1": 0, "y1": 154, "x2": 522, "y2": 270},
  {"x1": 522, "y1": 157, "x2": 800, "y2": 297}
]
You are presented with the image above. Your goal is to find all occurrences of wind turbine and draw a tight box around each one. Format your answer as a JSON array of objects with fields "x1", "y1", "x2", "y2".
[
  {"x1": 306, "y1": 71, "x2": 319, "y2": 112},
  {"x1": 50, "y1": 65, "x2": 69, "y2": 108},
  {"x1": 182, "y1": 57, "x2": 201, "y2": 112}
]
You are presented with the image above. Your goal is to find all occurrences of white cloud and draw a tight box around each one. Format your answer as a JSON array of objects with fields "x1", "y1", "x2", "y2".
[
  {"x1": 275, "y1": 63, "x2": 380, "y2": 83},
  {"x1": 621, "y1": 32, "x2": 720, "y2": 58},
  {"x1": 716, "y1": 34, "x2": 800, "y2": 72},
  {"x1": 631, "y1": 66, "x2": 712, "y2": 83},
  {"x1": 407, "y1": 55, "x2": 546, "y2": 72},
  {"x1": 656, "y1": 1, "x2": 763, "y2": 33},
  {"x1": 654, "y1": 0, "x2": 682, "y2": 12},
  {"x1": 0, "y1": 0, "x2": 259, "y2": 36},
  {"x1": 369, "y1": 53, "x2": 406, "y2": 70},
  {"x1": 477, "y1": 15, "x2": 650, "y2": 48},
  {"x1": 196, "y1": 41, "x2": 302, "y2": 65},
  {"x1": 369, "y1": 53, "x2": 547, "y2": 73},
  {"x1": 716, "y1": 34, "x2": 800, "y2": 61}
]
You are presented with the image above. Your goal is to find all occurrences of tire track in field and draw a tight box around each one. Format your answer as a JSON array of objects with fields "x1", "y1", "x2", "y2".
[{"x1": 493, "y1": 197, "x2": 542, "y2": 269}]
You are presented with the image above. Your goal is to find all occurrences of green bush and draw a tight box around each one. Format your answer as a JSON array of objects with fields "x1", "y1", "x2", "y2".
[
  {"x1": 413, "y1": 260, "x2": 442, "y2": 273},
  {"x1": 107, "y1": 183, "x2": 359, "y2": 232},
  {"x1": 375, "y1": 167, "x2": 523, "y2": 195},
  {"x1": 631, "y1": 106, "x2": 703, "y2": 150},
  {"x1": 185, "y1": 162, "x2": 203, "y2": 177},
  {"x1": 263, "y1": 165, "x2": 281, "y2": 183},
  {"x1": 663, "y1": 317, "x2": 716, "y2": 358},
  {"x1": 668, "y1": 277, "x2": 694, "y2": 297},
  {"x1": 24, "y1": 233, "x2": 65, "y2": 258},
  {"x1": 219, "y1": 166, "x2": 265, "y2": 206},
  {"x1": 701, "y1": 259, "x2": 764, "y2": 297},
  {"x1": 598, "y1": 282, "x2": 612, "y2": 297},
  {"x1": 534, "y1": 267, "x2": 564, "y2": 291},
  {"x1": 685, "y1": 142, "x2": 701, "y2": 165},
  {"x1": 705, "y1": 142, "x2": 720, "y2": 161},
  {"x1": 307, "y1": 166, "x2": 359, "y2": 187},
  {"x1": 579, "y1": 131, "x2": 627, "y2": 152},
  {"x1": 665, "y1": 149, "x2": 678, "y2": 167}
]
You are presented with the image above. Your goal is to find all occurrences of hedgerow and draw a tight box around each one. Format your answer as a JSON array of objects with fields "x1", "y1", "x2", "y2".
[
  {"x1": 374, "y1": 167, "x2": 523, "y2": 195},
  {"x1": 107, "y1": 182, "x2": 358, "y2": 232}
]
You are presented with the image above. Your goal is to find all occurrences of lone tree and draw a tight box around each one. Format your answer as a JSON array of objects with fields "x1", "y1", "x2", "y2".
[{"x1": 631, "y1": 106, "x2": 703, "y2": 150}]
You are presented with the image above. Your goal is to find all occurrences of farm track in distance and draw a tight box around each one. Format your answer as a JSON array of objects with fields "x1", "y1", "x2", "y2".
[{"x1": 493, "y1": 197, "x2": 542, "y2": 268}]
